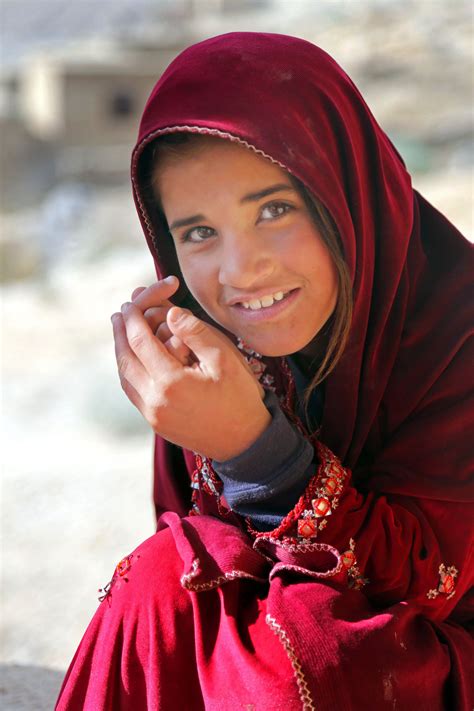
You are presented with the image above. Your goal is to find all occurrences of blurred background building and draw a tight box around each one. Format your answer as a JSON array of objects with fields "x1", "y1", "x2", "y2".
[
  {"x1": 1, "y1": 40, "x2": 185, "y2": 208},
  {"x1": 1, "y1": 1, "x2": 472, "y2": 709}
]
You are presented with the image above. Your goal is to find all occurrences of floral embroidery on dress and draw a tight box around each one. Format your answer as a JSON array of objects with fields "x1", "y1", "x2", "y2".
[
  {"x1": 426, "y1": 563, "x2": 458, "y2": 600},
  {"x1": 190, "y1": 454, "x2": 226, "y2": 516},
  {"x1": 295, "y1": 458, "x2": 347, "y2": 541},
  {"x1": 247, "y1": 440, "x2": 350, "y2": 544},
  {"x1": 237, "y1": 337, "x2": 275, "y2": 390},
  {"x1": 192, "y1": 455, "x2": 222, "y2": 498},
  {"x1": 98, "y1": 553, "x2": 140, "y2": 603},
  {"x1": 341, "y1": 538, "x2": 369, "y2": 590}
]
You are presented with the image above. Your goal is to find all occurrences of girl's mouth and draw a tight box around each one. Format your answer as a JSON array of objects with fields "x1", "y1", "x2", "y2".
[{"x1": 231, "y1": 288, "x2": 301, "y2": 322}]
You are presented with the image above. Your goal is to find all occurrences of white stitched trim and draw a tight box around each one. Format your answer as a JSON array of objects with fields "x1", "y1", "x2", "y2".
[
  {"x1": 180, "y1": 557, "x2": 201, "y2": 586},
  {"x1": 254, "y1": 537, "x2": 344, "y2": 565},
  {"x1": 266, "y1": 614, "x2": 316, "y2": 711},
  {"x1": 131, "y1": 124, "x2": 289, "y2": 258},
  {"x1": 180, "y1": 557, "x2": 267, "y2": 591},
  {"x1": 269, "y1": 560, "x2": 342, "y2": 581},
  {"x1": 132, "y1": 125, "x2": 287, "y2": 172}
]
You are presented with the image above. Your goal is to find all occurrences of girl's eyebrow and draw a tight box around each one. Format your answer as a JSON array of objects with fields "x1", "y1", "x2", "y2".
[
  {"x1": 240, "y1": 183, "x2": 295, "y2": 203},
  {"x1": 169, "y1": 213, "x2": 205, "y2": 232},
  {"x1": 168, "y1": 183, "x2": 295, "y2": 232}
]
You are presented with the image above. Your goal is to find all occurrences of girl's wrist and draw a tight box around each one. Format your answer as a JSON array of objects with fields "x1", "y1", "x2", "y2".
[{"x1": 210, "y1": 403, "x2": 272, "y2": 462}]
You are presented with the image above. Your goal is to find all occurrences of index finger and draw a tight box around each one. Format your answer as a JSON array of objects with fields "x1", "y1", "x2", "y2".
[
  {"x1": 131, "y1": 286, "x2": 147, "y2": 300},
  {"x1": 121, "y1": 301, "x2": 182, "y2": 377},
  {"x1": 132, "y1": 276, "x2": 180, "y2": 312}
]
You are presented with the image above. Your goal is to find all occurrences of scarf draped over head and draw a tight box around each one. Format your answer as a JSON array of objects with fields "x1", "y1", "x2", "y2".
[{"x1": 131, "y1": 32, "x2": 473, "y2": 503}]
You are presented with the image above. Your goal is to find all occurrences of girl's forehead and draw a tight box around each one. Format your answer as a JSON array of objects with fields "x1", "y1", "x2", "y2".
[
  {"x1": 158, "y1": 136, "x2": 281, "y2": 170},
  {"x1": 155, "y1": 138, "x2": 291, "y2": 197}
]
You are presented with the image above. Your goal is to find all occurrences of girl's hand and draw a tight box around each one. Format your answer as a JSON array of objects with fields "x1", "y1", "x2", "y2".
[
  {"x1": 111, "y1": 303, "x2": 271, "y2": 461},
  {"x1": 130, "y1": 277, "x2": 192, "y2": 366}
]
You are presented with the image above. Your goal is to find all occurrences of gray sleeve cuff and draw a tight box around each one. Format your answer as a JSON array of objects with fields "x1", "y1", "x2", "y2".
[{"x1": 212, "y1": 389, "x2": 314, "y2": 508}]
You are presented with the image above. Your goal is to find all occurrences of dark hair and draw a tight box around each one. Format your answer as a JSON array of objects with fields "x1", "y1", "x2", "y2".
[{"x1": 143, "y1": 132, "x2": 352, "y2": 408}]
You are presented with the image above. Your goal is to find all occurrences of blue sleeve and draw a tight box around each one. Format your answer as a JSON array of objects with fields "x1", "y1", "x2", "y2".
[{"x1": 212, "y1": 389, "x2": 316, "y2": 531}]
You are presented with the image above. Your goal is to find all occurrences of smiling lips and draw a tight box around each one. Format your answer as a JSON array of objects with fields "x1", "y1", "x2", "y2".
[
  {"x1": 231, "y1": 288, "x2": 300, "y2": 321},
  {"x1": 239, "y1": 290, "x2": 288, "y2": 310}
]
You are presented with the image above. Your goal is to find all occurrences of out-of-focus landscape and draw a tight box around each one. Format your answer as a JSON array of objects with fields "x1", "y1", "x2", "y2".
[{"x1": 1, "y1": 0, "x2": 472, "y2": 708}]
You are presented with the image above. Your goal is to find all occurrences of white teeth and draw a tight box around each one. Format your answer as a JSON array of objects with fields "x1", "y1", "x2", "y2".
[{"x1": 240, "y1": 290, "x2": 289, "y2": 310}]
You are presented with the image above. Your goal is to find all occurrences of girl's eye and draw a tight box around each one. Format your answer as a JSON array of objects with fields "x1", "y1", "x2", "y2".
[
  {"x1": 179, "y1": 201, "x2": 293, "y2": 243},
  {"x1": 259, "y1": 201, "x2": 293, "y2": 221},
  {"x1": 181, "y1": 226, "x2": 216, "y2": 244}
]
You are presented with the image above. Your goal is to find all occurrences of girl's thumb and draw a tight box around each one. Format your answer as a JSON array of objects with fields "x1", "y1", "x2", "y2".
[
  {"x1": 167, "y1": 307, "x2": 224, "y2": 371},
  {"x1": 167, "y1": 307, "x2": 197, "y2": 329}
]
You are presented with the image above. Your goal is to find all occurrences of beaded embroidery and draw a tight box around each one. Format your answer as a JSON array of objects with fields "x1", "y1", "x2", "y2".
[
  {"x1": 247, "y1": 439, "x2": 349, "y2": 544},
  {"x1": 190, "y1": 454, "x2": 227, "y2": 517},
  {"x1": 426, "y1": 563, "x2": 458, "y2": 600},
  {"x1": 237, "y1": 337, "x2": 276, "y2": 391},
  {"x1": 98, "y1": 553, "x2": 139, "y2": 603},
  {"x1": 341, "y1": 538, "x2": 369, "y2": 590}
]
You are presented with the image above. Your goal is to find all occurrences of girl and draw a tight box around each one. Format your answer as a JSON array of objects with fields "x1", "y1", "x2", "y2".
[{"x1": 56, "y1": 33, "x2": 473, "y2": 710}]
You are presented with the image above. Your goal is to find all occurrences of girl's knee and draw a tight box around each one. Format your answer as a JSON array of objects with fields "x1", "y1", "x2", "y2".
[{"x1": 100, "y1": 527, "x2": 189, "y2": 614}]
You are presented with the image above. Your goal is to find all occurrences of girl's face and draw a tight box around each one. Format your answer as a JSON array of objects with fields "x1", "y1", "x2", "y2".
[{"x1": 155, "y1": 138, "x2": 338, "y2": 357}]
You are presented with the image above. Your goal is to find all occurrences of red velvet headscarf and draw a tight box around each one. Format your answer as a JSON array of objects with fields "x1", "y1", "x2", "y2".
[{"x1": 131, "y1": 32, "x2": 473, "y2": 502}]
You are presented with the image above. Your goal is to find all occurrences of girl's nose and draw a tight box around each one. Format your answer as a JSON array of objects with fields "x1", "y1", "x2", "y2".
[{"x1": 217, "y1": 232, "x2": 274, "y2": 288}]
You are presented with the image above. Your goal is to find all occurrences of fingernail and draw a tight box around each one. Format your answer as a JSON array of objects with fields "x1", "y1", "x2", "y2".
[
  {"x1": 111, "y1": 313, "x2": 120, "y2": 322},
  {"x1": 131, "y1": 287, "x2": 146, "y2": 301},
  {"x1": 164, "y1": 275, "x2": 176, "y2": 284},
  {"x1": 169, "y1": 306, "x2": 186, "y2": 322},
  {"x1": 121, "y1": 302, "x2": 132, "y2": 312}
]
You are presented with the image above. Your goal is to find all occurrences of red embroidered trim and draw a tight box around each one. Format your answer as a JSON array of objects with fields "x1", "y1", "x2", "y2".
[
  {"x1": 341, "y1": 538, "x2": 369, "y2": 590},
  {"x1": 246, "y1": 440, "x2": 349, "y2": 544},
  {"x1": 98, "y1": 553, "x2": 140, "y2": 603},
  {"x1": 427, "y1": 563, "x2": 458, "y2": 600},
  {"x1": 190, "y1": 454, "x2": 230, "y2": 517}
]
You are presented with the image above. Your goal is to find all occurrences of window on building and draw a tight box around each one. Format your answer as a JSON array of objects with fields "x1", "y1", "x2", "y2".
[{"x1": 110, "y1": 91, "x2": 134, "y2": 118}]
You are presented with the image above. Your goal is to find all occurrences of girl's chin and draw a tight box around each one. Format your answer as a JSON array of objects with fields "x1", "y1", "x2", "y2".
[
  {"x1": 206, "y1": 311, "x2": 318, "y2": 357},
  {"x1": 229, "y1": 315, "x2": 332, "y2": 358},
  {"x1": 234, "y1": 333, "x2": 314, "y2": 358}
]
